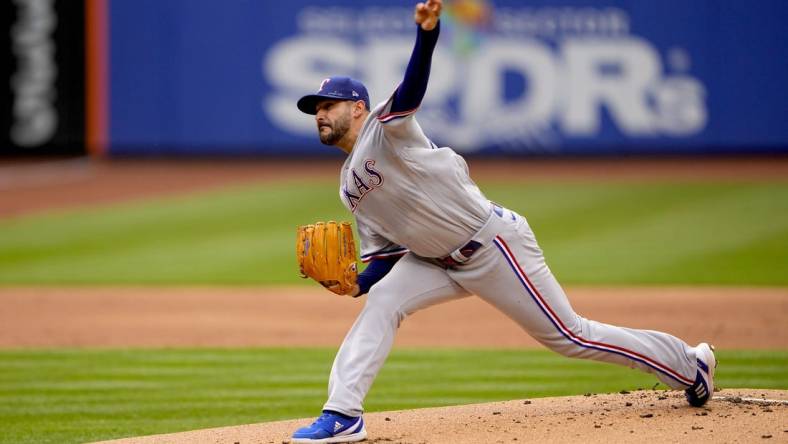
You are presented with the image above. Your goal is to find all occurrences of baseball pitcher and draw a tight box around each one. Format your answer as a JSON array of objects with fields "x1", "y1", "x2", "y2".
[{"x1": 291, "y1": 1, "x2": 716, "y2": 442}]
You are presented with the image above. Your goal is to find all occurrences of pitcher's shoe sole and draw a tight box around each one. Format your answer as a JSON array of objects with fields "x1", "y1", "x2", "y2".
[{"x1": 685, "y1": 343, "x2": 716, "y2": 407}]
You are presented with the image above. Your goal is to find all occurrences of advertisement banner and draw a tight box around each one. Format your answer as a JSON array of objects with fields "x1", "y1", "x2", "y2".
[
  {"x1": 107, "y1": 0, "x2": 788, "y2": 156},
  {"x1": 1, "y1": 0, "x2": 86, "y2": 156}
]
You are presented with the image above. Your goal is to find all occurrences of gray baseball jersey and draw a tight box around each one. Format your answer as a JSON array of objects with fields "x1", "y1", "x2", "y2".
[
  {"x1": 323, "y1": 96, "x2": 702, "y2": 417},
  {"x1": 340, "y1": 98, "x2": 489, "y2": 261}
]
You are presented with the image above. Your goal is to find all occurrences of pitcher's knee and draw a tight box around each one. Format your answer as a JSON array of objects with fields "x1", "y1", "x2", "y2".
[
  {"x1": 536, "y1": 316, "x2": 588, "y2": 358},
  {"x1": 365, "y1": 286, "x2": 407, "y2": 326},
  {"x1": 532, "y1": 332, "x2": 582, "y2": 358}
]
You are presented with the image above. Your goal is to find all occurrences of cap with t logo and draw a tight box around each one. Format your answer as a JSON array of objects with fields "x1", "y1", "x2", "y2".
[{"x1": 297, "y1": 76, "x2": 370, "y2": 115}]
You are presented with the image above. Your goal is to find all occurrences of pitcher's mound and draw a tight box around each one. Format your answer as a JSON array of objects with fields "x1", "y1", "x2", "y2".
[{"x1": 97, "y1": 389, "x2": 787, "y2": 444}]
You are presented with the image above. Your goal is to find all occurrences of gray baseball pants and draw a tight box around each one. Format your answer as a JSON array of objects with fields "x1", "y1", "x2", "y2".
[{"x1": 323, "y1": 207, "x2": 699, "y2": 417}]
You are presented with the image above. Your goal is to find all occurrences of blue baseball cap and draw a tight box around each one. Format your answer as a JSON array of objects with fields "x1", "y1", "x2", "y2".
[{"x1": 297, "y1": 76, "x2": 370, "y2": 115}]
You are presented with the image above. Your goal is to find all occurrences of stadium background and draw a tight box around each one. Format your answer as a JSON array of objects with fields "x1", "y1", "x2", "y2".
[{"x1": 1, "y1": 1, "x2": 786, "y2": 443}]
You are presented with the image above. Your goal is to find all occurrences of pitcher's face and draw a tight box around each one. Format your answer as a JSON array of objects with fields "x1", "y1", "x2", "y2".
[{"x1": 315, "y1": 100, "x2": 352, "y2": 146}]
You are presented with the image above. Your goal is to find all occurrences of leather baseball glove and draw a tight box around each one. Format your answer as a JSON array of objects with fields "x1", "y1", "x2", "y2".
[{"x1": 296, "y1": 221, "x2": 358, "y2": 296}]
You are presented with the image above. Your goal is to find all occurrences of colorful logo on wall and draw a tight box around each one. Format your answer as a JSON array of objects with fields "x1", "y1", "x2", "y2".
[{"x1": 443, "y1": 0, "x2": 493, "y2": 56}]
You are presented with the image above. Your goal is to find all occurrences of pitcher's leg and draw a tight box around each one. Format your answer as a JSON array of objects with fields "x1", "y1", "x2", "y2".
[
  {"x1": 324, "y1": 254, "x2": 469, "y2": 416},
  {"x1": 453, "y1": 219, "x2": 698, "y2": 389}
]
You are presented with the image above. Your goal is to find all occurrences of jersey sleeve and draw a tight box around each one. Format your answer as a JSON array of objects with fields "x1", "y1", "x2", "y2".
[
  {"x1": 368, "y1": 97, "x2": 436, "y2": 150},
  {"x1": 375, "y1": 92, "x2": 417, "y2": 128},
  {"x1": 376, "y1": 23, "x2": 440, "y2": 127},
  {"x1": 356, "y1": 217, "x2": 409, "y2": 263}
]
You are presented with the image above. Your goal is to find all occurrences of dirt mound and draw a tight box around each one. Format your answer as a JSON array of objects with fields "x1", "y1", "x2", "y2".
[{"x1": 95, "y1": 389, "x2": 787, "y2": 444}]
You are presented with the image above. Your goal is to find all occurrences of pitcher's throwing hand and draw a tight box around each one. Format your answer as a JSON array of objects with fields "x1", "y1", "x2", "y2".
[{"x1": 414, "y1": 0, "x2": 442, "y2": 31}]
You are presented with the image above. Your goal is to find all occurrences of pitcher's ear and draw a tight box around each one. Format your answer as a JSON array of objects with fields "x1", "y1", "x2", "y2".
[{"x1": 353, "y1": 100, "x2": 366, "y2": 117}]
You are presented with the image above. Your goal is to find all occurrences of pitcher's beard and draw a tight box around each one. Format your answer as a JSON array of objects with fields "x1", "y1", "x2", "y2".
[
  {"x1": 320, "y1": 128, "x2": 342, "y2": 145},
  {"x1": 318, "y1": 116, "x2": 350, "y2": 146}
]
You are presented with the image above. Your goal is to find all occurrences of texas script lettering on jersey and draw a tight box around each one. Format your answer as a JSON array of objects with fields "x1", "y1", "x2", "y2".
[{"x1": 343, "y1": 159, "x2": 384, "y2": 211}]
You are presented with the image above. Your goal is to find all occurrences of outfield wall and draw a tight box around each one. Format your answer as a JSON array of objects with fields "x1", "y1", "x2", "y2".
[
  {"x1": 105, "y1": 0, "x2": 788, "y2": 156},
  {"x1": 4, "y1": 1, "x2": 788, "y2": 156}
]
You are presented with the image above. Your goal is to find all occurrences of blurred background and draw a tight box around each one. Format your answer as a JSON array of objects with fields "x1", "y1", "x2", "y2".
[
  {"x1": 2, "y1": 0, "x2": 787, "y2": 286},
  {"x1": 1, "y1": 2, "x2": 787, "y2": 443},
  {"x1": 3, "y1": 0, "x2": 788, "y2": 158},
  {"x1": 1, "y1": 0, "x2": 787, "y2": 304}
]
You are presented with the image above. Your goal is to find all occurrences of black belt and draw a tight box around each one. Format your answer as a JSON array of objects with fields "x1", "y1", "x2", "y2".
[
  {"x1": 437, "y1": 203, "x2": 508, "y2": 267},
  {"x1": 439, "y1": 239, "x2": 483, "y2": 267}
]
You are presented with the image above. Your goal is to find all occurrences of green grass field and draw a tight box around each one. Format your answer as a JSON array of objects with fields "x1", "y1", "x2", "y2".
[
  {"x1": 1, "y1": 179, "x2": 787, "y2": 285},
  {"x1": 0, "y1": 348, "x2": 786, "y2": 444},
  {"x1": 1, "y1": 178, "x2": 786, "y2": 443}
]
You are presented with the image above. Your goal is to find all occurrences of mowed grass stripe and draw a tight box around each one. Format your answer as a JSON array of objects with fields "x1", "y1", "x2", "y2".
[
  {"x1": 0, "y1": 180, "x2": 346, "y2": 285},
  {"x1": 510, "y1": 183, "x2": 788, "y2": 284},
  {"x1": 1, "y1": 180, "x2": 787, "y2": 285},
  {"x1": 0, "y1": 349, "x2": 786, "y2": 444},
  {"x1": 667, "y1": 227, "x2": 788, "y2": 284},
  {"x1": 0, "y1": 348, "x2": 786, "y2": 444}
]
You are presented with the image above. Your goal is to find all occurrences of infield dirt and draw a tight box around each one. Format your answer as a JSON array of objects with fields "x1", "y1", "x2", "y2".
[{"x1": 1, "y1": 286, "x2": 786, "y2": 349}]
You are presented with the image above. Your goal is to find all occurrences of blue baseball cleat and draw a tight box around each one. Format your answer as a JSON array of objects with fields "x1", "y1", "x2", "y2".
[
  {"x1": 685, "y1": 343, "x2": 717, "y2": 407},
  {"x1": 291, "y1": 410, "x2": 367, "y2": 443}
]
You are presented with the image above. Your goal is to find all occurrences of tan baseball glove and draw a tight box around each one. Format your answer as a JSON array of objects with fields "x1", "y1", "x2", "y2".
[{"x1": 296, "y1": 221, "x2": 358, "y2": 296}]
